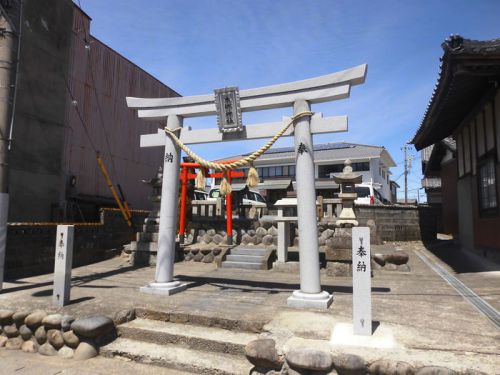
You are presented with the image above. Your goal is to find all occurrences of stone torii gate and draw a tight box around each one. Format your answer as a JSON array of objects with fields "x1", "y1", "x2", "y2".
[{"x1": 127, "y1": 64, "x2": 367, "y2": 309}]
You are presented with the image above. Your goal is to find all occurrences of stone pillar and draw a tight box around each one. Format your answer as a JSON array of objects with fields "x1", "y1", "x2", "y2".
[
  {"x1": 53, "y1": 225, "x2": 74, "y2": 307},
  {"x1": 352, "y1": 227, "x2": 372, "y2": 335},
  {"x1": 287, "y1": 100, "x2": 333, "y2": 309},
  {"x1": 140, "y1": 115, "x2": 186, "y2": 296}
]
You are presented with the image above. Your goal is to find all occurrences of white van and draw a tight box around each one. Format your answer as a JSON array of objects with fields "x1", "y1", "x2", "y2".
[
  {"x1": 208, "y1": 187, "x2": 267, "y2": 207},
  {"x1": 354, "y1": 183, "x2": 383, "y2": 205}
]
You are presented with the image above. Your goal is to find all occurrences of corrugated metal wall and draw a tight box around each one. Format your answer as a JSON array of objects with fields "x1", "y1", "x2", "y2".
[{"x1": 63, "y1": 8, "x2": 179, "y2": 212}]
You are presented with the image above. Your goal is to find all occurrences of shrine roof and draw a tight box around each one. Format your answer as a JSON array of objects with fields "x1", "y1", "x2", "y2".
[{"x1": 411, "y1": 35, "x2": 500, "y2": 150}]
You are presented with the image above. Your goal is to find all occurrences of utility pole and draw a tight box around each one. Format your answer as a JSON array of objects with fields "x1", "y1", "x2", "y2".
[
  {"x1": 0, "y1": 0, "x2": 21, "y2": 291},
  {"x1": 401, "y1": 143, "x2": 413, "y2": 205}
]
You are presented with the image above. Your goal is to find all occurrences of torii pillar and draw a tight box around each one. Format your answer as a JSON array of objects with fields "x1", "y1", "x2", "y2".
[{"x1": 128, "y1": 64, "x2": 367, "y2": 305}]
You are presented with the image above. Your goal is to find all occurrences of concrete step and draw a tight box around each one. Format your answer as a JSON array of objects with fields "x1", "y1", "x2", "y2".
[
  {"x1": 231, "y1": 247, "x2": 268, "y2": 256},
  {"x1": 226, "y1": 254, "x2": 265, "y2": 263},
  {"x1": 129, "y1": 241, "x2": 158, "y2": 252},
  {"x1": 101, "y1": 338, "x2": 253, "y2": 375},
  {"x1": 220, "y1": 261, "x2": 266, "y2": 270},
  {"x1": 118, "y1": 318, "x2": 257, "y2": 356},
  {"x1": 135, "y1": 308, "x2": 267, "y2": 333}
]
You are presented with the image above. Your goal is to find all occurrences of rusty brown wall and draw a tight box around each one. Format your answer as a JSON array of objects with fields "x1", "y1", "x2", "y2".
[{"x1": 63, "y1": 7, "x2": 179, "y2": 216}]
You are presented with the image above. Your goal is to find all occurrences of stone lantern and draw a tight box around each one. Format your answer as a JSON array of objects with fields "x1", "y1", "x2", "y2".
[{"x1": 332, "y1": 159, "x2": 362, "y2": 227}]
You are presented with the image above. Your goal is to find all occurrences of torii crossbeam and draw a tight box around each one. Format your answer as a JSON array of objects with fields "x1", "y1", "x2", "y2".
[{"x1": 128, "y1": 64, "x2": 367, "y2": 309}]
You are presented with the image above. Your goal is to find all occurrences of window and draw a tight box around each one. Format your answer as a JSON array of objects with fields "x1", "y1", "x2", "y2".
[
  {"x1": 352, "y1": 162, "x2": 369, "y2": 171},
  {"x1": 478, "y1": 157, "x2": 497, "y2": 212}
]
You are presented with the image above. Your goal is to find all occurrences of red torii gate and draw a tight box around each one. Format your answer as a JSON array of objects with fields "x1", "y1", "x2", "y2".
[{"x1": 179, "y1": 161, "x2": 244, "y2": 245}]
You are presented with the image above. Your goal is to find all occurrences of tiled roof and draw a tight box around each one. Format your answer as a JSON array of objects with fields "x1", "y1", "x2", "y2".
[
  {"x1": 248, "y1": 142, "x2": 386, "y2": 161},
  {"x1": 411, "y1": 35, "x2": 500, "y2": 150}
]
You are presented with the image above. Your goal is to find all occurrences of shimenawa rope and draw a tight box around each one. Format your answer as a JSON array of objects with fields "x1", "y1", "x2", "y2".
[
  {"x1": 164, "y1": 111, "x2": 313, "y2": 194},
  {"x1": 164, "y1": 111, "x2": 313, "y2": 170}
]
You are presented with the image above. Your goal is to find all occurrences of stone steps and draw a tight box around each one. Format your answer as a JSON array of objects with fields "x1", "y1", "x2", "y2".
[
  {"x1": 100, "y1": 313, "x2": 259, "y2": 375},
  {"x1": 220, "y1": 261, "x2": 266, "y2": 270},
  {"x1": 230, "y1": 247, "x2": 268, "y2": 256},
  {"x1": 117, "y1": 318, "x2": 257, "y2": 356},
  {"x1": 101, "y1": 338, "x2": 253, "y2": 375},
  {"x1": 220, "y1": 246, "x2": 273, "y2": 270},
  {"x1": 226, "y1": 254, "x2": 265, "y2": 263}
]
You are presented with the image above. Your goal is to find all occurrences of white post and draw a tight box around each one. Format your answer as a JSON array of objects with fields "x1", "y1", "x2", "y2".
[
  {"x1": 277, "y1": 207, "x2": 289, "y2": 263},
  {"x1": 0, "y1": 192, "x2": 8, "y2": 291},
  {"x1": 140, "y1": 115, "x2": 186, "y2": 295},
  {"x1": 53, "y1": 225, "x2": 74, "y2": 307},
  {"x1": 287, "y1": 100, "x2": 333, "y2": 309},
  {"x1": 352, "y1": 227, "x2": 372, "y2": 335}
]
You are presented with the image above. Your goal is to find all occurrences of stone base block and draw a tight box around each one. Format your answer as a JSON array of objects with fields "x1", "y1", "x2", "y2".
[
  {"x1": 139, "y1": 281, "x2": 186, "y2": 296},
  {"x1": 272, "y1": 261, "x2": 300, "y2": 272},
  {"x1": 326, "y1": 261, "x2": 352, "y2": 277},
  {"x1": 131, "y1": 250, "x2": 157, "y2": 267},
  {"x1": 287, "y1": 290, "x2": 334, "y2": 310},
  {"x1": 330, "y1": 322, "x2": 395, "y2": 349}
]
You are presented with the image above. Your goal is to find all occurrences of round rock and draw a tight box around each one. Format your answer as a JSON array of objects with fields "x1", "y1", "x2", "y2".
[
  {"x1": 35, "y1": 326, "x2": 47, "y2": 344},
  {"x1": 0, "y1": 309, "x2": 14, "y2": 324},
  {"x1": 39, "y1": 342, "x2": 58, "y2": 356},
  {"x1": 113, "y1": 309, "x2": 135, "y2": 326},
  {"x1": 256, "y1": 227, "x2": 268, "y2": 236},
  {"x1": 5, "y1": 337, "x2": 23, "y2": 350},
  {"x1": 21, "y1": 339, "x2": 38, "y2": 353},
  {"x1": 193, "y1": 252, "x2": 204, "y2": 262},
  {"x1": 13, "y1": 311, "x2": 31, "y2": 327},
  {"x1": 245, "y1": 338, "x2": 282, "y2": 370},
  {"x1": 332, "y1": 353, "x2": 367, "y2": 375},
  {"x1": 63, "y1": 330, "x2": 80, "y2": 348},
  {"x1": 268, "y1": 226, "x2": 278, "y2": 236},
  {"x1": 74, "y1": 341, "x2": 98, "y2": 360},
  {"x1": 48, "y1": 329, "x2": 65, "y2": 349},
  {"x1": 19, "y1": 325, "x2": 33, "y2": 341},
  {"x1": 212, "y1": 234, "x2": 223, "y2": 244},
  {"x1": 42, "y1": 314, "x2": 63, "y2": 330},
  {"x1": 61, "y1": 315, "x2": 75, "y2": 332},
  {"x1": 384, "y1": 263, "x2": 398, "y2": 271},
  {"x1": 58, "y1": 345, "x2": 74, "y2": 359},
  {"x1": 203, "y1": 253, "x2": 215, "y2": 263},
  {"x1": 3, "y1": 324, "x2": 19, "y2": 338},
  {"x1": 25, "y1": 310, "x2": 47, "y2": 329},
  {"x1": 416, "y1": 366, "x2": 457, "y2": 375},
  {"x1": 262, "y1": 234, "x2": 274, "y2": 246},
  {"x1": 369, "y1": 360, "x2": 415, "y2": 375},
  {"x1": 286, "y1": 348, "x2": 333, "y2": 371},
  {"x1": 398, "y1": 264, "x2": 411, "y2": 272},
  {"x1": 386, "y1": 251, "x2": 409, "y2": 265},
  {"x1": 71, "y1": 315, "x2": 114, "y2": 338},
  {"x1": 373, "y1": 254, "x2": 386, "y2": 266}
]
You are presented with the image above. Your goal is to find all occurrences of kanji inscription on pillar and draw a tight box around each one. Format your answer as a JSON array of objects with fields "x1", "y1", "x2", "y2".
[
  {"x1": 352, "y1": 226, "x2": 372, "y2": 335},
  {"x1": 53, "y1": 225, "x2": 74, "y2": 307}
]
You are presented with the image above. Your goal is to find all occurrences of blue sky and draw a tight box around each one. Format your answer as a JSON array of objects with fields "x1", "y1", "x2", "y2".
[{"x1": 77, "y1": 0, "x2": 500, "y2": 201}]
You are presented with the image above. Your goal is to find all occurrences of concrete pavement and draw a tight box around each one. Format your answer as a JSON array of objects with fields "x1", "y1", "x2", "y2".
[{"x1": 0, "y1": 240, "x2": 498, "y2": 373}]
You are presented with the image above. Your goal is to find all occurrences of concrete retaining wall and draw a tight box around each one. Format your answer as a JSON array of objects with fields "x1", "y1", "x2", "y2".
[
  {"x1": 354, "y1": 205, "x2": 438, "y2": 242},
  {"x1": 5, "y1": 208, "x2": 148, "y2": 279}
]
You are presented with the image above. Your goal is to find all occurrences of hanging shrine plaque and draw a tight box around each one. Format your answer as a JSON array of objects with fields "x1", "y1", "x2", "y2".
[{"x1": 214, "y1": 87, "x2": 243, "y2": 134}]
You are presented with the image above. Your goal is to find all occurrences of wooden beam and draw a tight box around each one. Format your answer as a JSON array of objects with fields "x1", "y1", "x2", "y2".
[{"x1": 140, "y1": 114, "x2": 348, "y2": 148}]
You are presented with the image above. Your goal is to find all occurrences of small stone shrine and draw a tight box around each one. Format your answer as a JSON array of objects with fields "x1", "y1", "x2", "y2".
[
  {"x1": 326, "y1": 160, "x2": 362, "y2": 277},
  {"x1": 125, "y1": 167, "x2": 184, "y2": 266}
]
